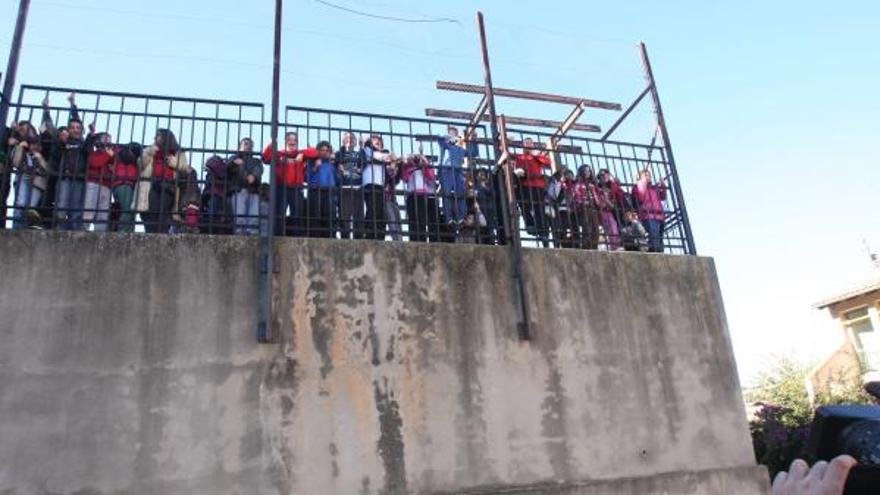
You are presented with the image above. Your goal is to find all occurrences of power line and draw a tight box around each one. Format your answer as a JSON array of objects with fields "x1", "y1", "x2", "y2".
[
  {"x1": 313, "y1": 0, "x2": 461, "y2": 25},
  {"x1": 32, "y1": 0, "x2": 264, "y2": 28},
  {"x1": 0, "y1": 39, "x2": 438, "y2": 94}
]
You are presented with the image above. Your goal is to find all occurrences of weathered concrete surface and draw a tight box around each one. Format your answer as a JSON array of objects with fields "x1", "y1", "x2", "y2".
[
  {"x1": 0, "y1": 232, "x2": 277, "y2": 495},
  {"x1": 0, "y1": 232, "x2": 768, "y2": 494}
]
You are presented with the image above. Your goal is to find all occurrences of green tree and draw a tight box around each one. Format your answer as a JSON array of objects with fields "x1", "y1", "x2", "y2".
[{"x1": 746, "y1": 356, "x2": 873, "y2": 477}]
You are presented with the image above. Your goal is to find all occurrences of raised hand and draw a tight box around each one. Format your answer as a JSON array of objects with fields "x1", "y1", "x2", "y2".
[{"x1": 771, "y1": 456, "x2": 856, "y2": 495}]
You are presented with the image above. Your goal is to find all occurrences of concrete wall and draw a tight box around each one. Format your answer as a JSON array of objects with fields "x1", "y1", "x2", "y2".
[{"x1": 0, "y1": 232, "x2": 767, "y2": 495}]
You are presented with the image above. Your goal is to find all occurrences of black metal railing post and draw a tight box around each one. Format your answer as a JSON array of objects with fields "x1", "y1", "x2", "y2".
[
  {"x1": 477, "y1": 12, "x2": 532, "y2": 341},
  {"x1": 0, "y1": 0, "x2": 31, "y2": 229},
  {"x1": 258, "y1": 0, "x2": 283, "y2": 344},
  {"x1": 639, "y1": 42, "x2": 697, "y2": 255}
]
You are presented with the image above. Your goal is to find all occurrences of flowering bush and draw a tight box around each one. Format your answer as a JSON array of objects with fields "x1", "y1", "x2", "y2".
[{"x1": 750, "y1": 402, "x2": 812, "y2": 476}]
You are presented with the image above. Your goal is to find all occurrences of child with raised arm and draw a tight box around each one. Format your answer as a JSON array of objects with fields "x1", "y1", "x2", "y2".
[
  {"x1": 631, "y1": 168, "x2": 667, "y2": 253},
  {"x1": 437, "y1": 126, "x2": 477, "y2": 227},
  {"x1": 42, "y1": 93, "x2": 91, "y2": 231}
]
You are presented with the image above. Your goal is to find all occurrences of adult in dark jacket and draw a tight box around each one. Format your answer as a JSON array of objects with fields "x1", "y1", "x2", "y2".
[
  {"x1": 228, "y1": 137, "x2": 263, "y2": 236},
  {"x1": 335, "y1": 132, "x2": 364, "y2": 239},
  {"x1": 41, "y1": 93, "x2": 92, "y2": 231}
]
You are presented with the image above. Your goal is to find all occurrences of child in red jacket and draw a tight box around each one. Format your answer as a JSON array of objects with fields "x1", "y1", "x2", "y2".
[
  {"x1": 513, "y1": 138, "x2": 551, "y2": 246},
  {"x1": 262, "y1": 132, "x2": 318, "y2": 236},
  {"x1": 83, "y1": 130, "x2": 114, "y2": 231},
  {"x1": 111, "y1": 142, "x2": 141, "y2": 232}
]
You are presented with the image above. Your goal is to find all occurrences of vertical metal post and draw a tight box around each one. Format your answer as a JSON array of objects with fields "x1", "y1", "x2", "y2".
[
  {"x1": 477, "y1": 12, "x2": 531, "y2": 341},
  {"x1": 638, "y1": 42, "x2": 697, "y2": 255},
  {"x1": 0, "y1": 0, "x2": 31, "y2": 229},
  {"x1": 258, "y1": 0, "x2": 282, "y2": 343}
]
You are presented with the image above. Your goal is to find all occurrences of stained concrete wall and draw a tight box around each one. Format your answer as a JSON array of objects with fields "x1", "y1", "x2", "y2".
[{"x1": 0, "y1": 232, "x2": 768, "y2": 494}]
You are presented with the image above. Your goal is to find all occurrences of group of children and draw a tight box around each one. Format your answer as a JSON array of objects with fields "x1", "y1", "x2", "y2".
[{"x1": 1, "y1": 97, "x2": 668, "y2": 253}]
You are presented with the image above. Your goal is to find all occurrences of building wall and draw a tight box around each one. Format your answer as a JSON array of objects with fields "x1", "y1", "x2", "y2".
[
  {"x1": 0, "y1": 232, "x2": 767, "y2": 495},
  {"x1": 811, "y1": 289, "x2": 880, "y2": 394},
  {"x1": 807, "y1": 341, "x2": 862, "y2": 403}
]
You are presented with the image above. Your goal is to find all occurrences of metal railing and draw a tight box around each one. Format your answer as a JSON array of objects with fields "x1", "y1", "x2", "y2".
[{"x1": 1, "y1": 84, "x2": 694, "y2": 254}]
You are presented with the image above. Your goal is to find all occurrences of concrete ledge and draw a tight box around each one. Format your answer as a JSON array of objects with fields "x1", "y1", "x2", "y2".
[
  {"x1": 0, "y1": 232, "x2": 765, "y2": 494},
  {"x1": 440, "y1": 466, "x2": 769, "y2": 494}
]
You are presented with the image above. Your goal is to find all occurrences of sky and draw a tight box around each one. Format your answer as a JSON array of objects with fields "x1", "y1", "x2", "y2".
[{"x1": 1, "y1": 0, "x2": 878, "y2": 386}]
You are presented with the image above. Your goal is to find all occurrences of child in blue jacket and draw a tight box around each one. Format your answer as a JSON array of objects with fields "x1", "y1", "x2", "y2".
[{"x1": 306, "y1": 140, "x2": 337, "y2": 238}]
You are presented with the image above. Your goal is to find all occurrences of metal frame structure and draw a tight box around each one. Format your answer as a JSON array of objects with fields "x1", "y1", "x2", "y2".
[{"x1": 0, "y1": 11, "x2": 696, "y2": 345}]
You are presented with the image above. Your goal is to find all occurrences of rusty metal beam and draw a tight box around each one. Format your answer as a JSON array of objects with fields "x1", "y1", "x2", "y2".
[
  {"x1": 551, "y1": 101, "x2": 587, "y2": 144},
  {"x1": 425, "y1": 108, "x2": 601, "y2": 133},
  {"x1": 546, "y1": 101, "x2": 588, "y2": 172},
  {"x1": 601, "y1": 85, "x2": 651, "y2": 142},
  {"x1": 416, "y1": 133, "x2": 581, "y2": 154},
  {"x1": 508, "y1": 140, "x2": 582, "y2": 155},
  {"x1": 464, "y1": 95, "x2": 488, "y2": 138},
  {"x1": 436, "y1": 80, "x2": 622, "y2": 111}
]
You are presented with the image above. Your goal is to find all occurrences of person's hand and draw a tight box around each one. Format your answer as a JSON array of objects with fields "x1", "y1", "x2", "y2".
[
  {"x1": 41, "y1": 96, "x2": 50, "y2": 109},
  {"x1": 88, "y1": 122, "x2": 96, "y2": 134},
  {"x1": 771, "y1": 456, "x2": 857, "y2": 495},
  {"x1": 233, "y1": 158, "x2": 244, "y2": 166},
  {"x1": 67, "y1": 92, "x2": 76, "y2": 105},
  {"x1": 246, "y1": 175, "x2": 255, "y2": 185},
  {"x1": 295, "y1": 153, "x2": 304, "y2": 163},
  {"x1": 106, "y1": 148, "x2": 115, "y2": 158},
  {"x1": 20, "y1": 140, "x2": 28, "y2": 149},
  {"x1": 172, "y1": 213, "x2": 182, "y2": 223}
]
